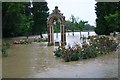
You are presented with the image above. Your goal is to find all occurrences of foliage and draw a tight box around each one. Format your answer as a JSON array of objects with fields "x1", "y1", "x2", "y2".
[
  {"x1": 2, "y1": 2, "x2": 31, "y2": 37},
  {"x1": 32, "y1": 2, "x2": 49, "y2": 38},
  {"x1": 20, "y1": 7, "x2": 33, "y2": 38},
  {"x1": 75, "y1": 20, "x2": 88, "y2": 39},
  {"x1": 53, "y1": 46, "x2": 63, "y2": 57},
  {"x1": 104, "y1": 12, "x2": 120, "y2": 32},
  {"x1": 66, "y1": 15, "x2": 88, "y2": 36},
  {"x1": 53, "y1": 21, "x2": 60, "y2": 33},
  {"x1": 88, "y1": 35, "x2": 118, "y2": 53},
  {"x1": 2, "y1": 2, "x2": 49, "y2": 38},
  {"x1": 95, "y1": 2, "x2": 120, "y2": 35},
  {"x1": 69, "y1": 15, "x2": 77, "y2": 36},
  {"x1": 1, "y1": 42, "x2": 11, "y2": 57},
  {"x1": 53, "y1": 36, "x2": 118, "y2": 62},
  {"x1": 83, "y1": 24, "x2": 95, "y2": 31},
  {"x1": 81, "y1": 44, "x2": 97, "y2": 59},
  {"x1": 75, "y1": 20, "x2": 88, "y2": 31}
]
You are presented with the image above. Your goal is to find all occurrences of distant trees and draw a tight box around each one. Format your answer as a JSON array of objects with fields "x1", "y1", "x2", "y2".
[
  {"x1": 69, "y1": 15, "x2": 77, "y2": 36},
  {"x1": 75, "y1": 20, "x2": 88, "y2": 39},
  {"x1": 84, "y1": 24, "x2": 94, "y2": 31},
  {"x1": 2, "y1": 2, "x2": 49, "y2": 38},
  {"x1": 66, "y1": 15, "x2": 90, "y2": 39},
  {"x1": 95, "y1": 2, "x2": 120, "y2": 35},
  {"x1": 53, "y1": 20, "x2": 60, "y2": 38}
]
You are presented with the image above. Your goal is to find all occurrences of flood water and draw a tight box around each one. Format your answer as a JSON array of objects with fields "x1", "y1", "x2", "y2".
[{"x1": 2, "y1": 32, "x2": 119, "y2": 78}]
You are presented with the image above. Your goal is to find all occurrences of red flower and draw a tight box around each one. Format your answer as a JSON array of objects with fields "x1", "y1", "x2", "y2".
[{"x1": 77, "y1": 48, "x2": 80, "y2": 51}]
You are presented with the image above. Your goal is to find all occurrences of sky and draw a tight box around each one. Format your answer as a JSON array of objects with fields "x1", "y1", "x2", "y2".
[{"x1": 46, "y1": 0, "x2": 97, "y2": 26}]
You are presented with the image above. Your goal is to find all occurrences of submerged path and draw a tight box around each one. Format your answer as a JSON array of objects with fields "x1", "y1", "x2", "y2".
[{"x1": 2, "y1": 32, "x2": 119, "y2": 78}]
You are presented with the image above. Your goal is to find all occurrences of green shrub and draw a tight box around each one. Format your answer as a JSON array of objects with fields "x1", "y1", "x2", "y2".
[
  {"x1": 70, "y1": 50, "x2": 80, "y2": 61},
  {"x1": 2, "y1": 47, "x2": 8, "y2": 57},
  {"x1": 53, "y1": 36, "x2": 118, "y2": 62},
  {"x1": 6, "y1": 42, "x2": 10, "y2": 48},
  {"x1": 54, "y1": 47, "x2": 63, "y2": 57},
  {"x1": 63, "y1": 51, "x2": 71, "y2": 62},
  {"x1": 1, "y1": 42, "x2": 10, "y2": 57}
]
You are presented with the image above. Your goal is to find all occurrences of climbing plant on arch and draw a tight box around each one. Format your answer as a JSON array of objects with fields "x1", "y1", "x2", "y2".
[{"x1": 47, "y1": 6, "x2": 66, "y2": 46}]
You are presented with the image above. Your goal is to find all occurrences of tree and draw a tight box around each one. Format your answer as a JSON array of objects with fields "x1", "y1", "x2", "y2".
[
  {"x1": 65, "y1": 20, "x2": 72, "y2": 35},
  {"x1": 22, "y1": 4, "x2": 33, "y2": 39},
  {"x1": 2, "y1": 2, "x2": 32, "y2": 38},
  {"x1": 104, "y1": 12, "x2": 120, "y2": 32},
  {"x1": 20, "y1": 10, "x2": 33, "y2": 39},
  {"x1": 75, "y1": 20, "x2": 88, "y2": 39},
  {"x1": 32, "y1": 2, "x2": 49, "y2": 38},
  {"x1": 84, "y1": 24, "x2": 94, "y2": 31},
  {"x1": 70, "y1": 15, "x2": 77, "y2": 36},
  {"x1": 66, "y1": 15, "x2": 88, "y2": 37},
  {"x1": 66, "y1": 20, "x2": 77, "y2": 36},
  {"x1": 95, "y1": 2, "x2": 119, "y2": 35}
]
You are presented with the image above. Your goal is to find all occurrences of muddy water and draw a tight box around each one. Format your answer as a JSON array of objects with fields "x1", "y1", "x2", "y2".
[
  {"x1": 2, "y1": 42, "x2": 118, "y2": 78},
  {"x1": 2, "y1": 32, "x2": 118, "y2": 78}
]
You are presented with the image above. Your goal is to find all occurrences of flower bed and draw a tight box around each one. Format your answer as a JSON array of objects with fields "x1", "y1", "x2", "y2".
[
  {"x1": 53, "y1": 35, "x2": 118, "y2": 62},
  {"x1": 14, "y1": 39, "x2": 32, "y2": 44},
  {"x1": 33, "y1": 38, "x2": 48, "y2": 42},
  {"x1": 13, "y1": 38, "x2": 48, "y2": 44}
]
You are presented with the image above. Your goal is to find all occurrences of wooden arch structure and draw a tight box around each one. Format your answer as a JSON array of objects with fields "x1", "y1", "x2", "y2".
[{"x1": 47, "y1": 6, "x2": 66, "y2": 46}]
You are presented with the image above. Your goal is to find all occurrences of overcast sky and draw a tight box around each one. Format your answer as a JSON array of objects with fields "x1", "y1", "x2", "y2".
[{"x1": 46, "y1": 0, "x2": 97, "y2": 26}]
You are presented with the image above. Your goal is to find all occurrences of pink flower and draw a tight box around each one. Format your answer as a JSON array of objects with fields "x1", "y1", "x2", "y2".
[{"x1": 85, "y1": 41, "x2": 90, "y2": 45}]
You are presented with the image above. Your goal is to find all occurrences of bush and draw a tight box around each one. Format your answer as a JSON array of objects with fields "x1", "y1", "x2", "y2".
[
  {"x1": 53, "y1": 46, "x2": 63, "y2": 57},
  {"x1": 62, "y1": 49, "x2": 71, "y2": 62},
  {"x1": 2, "y1": 46, "x2": 8, "y2": 57},
  {"x1": 53, "y1": 35, "x2": 118, "y2": 62},
  {"x1": 70, "y1": 51, "x2": 80, "y2": 61},
  {"x1": 1, "y1": 42, "x2": 11, "y2": 57},
  {"x1": 81, "y1": 45, "x2": 97, "y2": 59}
]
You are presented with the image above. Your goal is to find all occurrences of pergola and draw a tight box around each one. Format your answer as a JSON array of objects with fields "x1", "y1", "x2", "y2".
[{"x1": 47, "y1": 6, "x2": 66, "y2": 46}]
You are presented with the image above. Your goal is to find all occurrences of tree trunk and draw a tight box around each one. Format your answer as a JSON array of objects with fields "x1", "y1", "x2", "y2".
[
  {"x1": 72, "y1": 30, "x2": 74, "y2": 36},
  {"x1": 40, "y1": 33, "x2": 43, "y2": 38},
  {"x1": 26, "y1": 35, "x2": 28, "y2": 39},
  {"x1": 72, "y1": 31, "x2": 74, "y2": 36},
  {"x1": 26, "y1": 33, "x2": 29, "y2": 39},
  {"x1": 88, "y1": 31, "x2": 90, "y2": 36},
  {"x1": 80, "y1": 31, "x2": 81, "y2": 39}
]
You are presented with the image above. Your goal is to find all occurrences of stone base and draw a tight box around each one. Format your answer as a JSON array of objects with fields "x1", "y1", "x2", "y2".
[
  {"x1": 61, "y1": 42, "x2": 67, "y2": 48},
  {"x1": 48, "y1": 42, "x2": 54, "y2": 46}
]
